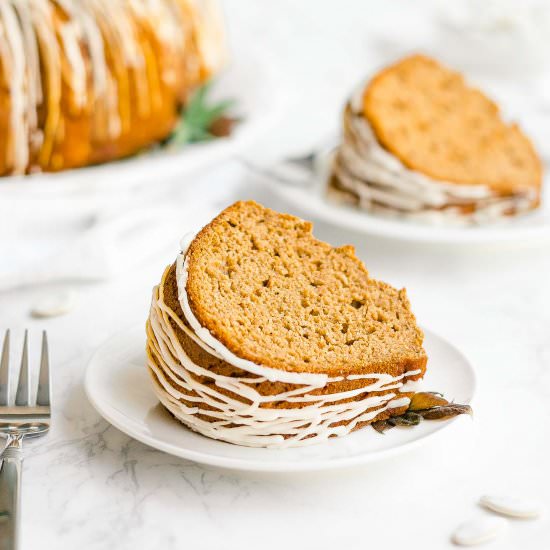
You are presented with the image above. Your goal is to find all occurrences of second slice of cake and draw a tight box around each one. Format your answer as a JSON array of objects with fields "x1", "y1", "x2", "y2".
[
  {"x1": 330, "y1": 55, "x2": 542, "y2": 224},
  {"x1": 146, "y1": 201, "x2": 427, "y2": 447}
]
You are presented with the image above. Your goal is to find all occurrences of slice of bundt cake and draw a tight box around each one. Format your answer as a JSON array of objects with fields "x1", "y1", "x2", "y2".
[
  {"x1": 329, "y1": 54, "x2": 542, "y2": 224},
  {"x1": 146, "y1": 201, "x2": 427, "y2": 448}
]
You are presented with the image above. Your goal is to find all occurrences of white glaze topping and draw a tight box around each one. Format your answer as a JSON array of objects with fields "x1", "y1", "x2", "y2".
[
  {"x1": 144, "y1": 239, "x2": 424, "y2": 448},
  {"x1": 331, "y1": 82, "x2": 537, "y2": 224}
]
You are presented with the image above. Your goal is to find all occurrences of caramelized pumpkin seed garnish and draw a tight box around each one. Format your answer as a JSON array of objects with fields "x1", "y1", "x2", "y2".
[
  {"x1": 371, "y1": 392, "x2": 472, "y2": 434},
  {"x1": 371, "y1": 420, "x2": 394, "y2": 434},
  {"x1": 389, "y1": 411, "x2": 423, "y2": 426},
  {"x1": 418, "y1": 404, "x2": 472, "y2": 421},
  {"x1": 409, "y1": 392, "x2": 449, "y2": 411}
]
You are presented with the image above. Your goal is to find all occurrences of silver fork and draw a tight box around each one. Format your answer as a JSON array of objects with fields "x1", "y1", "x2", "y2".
[{"x1": 0, "y1": 330, "x2": 51, "y2": 550}]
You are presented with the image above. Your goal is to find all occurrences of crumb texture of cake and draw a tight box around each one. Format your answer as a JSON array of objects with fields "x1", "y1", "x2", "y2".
[
  {"x1": 329, "y1": 54, "x2": 542, "y2": 224},
  {"x1": 363, "y1": 55, "x2": 542, "y2": 194},
  {"x1": 145, "y1": 201, "x2": 427, "y2": 448},
  {"x1": 185, "y1": 201, "x2": 426, "y2": 374}
]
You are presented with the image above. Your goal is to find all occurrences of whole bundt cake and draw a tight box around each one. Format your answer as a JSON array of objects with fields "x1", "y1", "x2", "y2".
[{"x1": 0, "y1": 0, "x2": 225, "y2": 175}]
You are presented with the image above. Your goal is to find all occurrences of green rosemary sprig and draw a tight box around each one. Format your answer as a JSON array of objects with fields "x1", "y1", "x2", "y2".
[{"x1": 169, "y1": 82, "x2": 237, "y2": 146}]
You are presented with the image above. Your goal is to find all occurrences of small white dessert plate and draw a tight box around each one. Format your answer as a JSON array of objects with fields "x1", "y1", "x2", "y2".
[
  {"x1": 260, "y1": 151, "x2": 550, "y2": 246},
  {"x1": 85, "y1": 326, "x2": 476, "y2": 472}
]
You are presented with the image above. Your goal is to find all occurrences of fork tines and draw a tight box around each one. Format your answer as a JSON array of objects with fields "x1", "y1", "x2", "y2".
[{"x1": 0, "y1": 330, "x2": 50, "y2": 409}]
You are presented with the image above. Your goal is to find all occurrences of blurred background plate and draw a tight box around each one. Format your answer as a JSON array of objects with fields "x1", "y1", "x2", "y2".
[
  {"x1": 261, "y1": 149, "x2": 550, "y2": 247},
  {"x1": 0, "y1": 45, "x2": 285, "y2": 220}
]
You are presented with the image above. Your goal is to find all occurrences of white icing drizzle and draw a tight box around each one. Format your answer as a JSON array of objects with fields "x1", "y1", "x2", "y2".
[
  {"x1": 331, "y1": 82, "x2": 537, "y2": 224},
  {"x1": 144, "y1": 241, "x2": 424, "y2": 448},
  {"x1": 0, "y1": 2, "x2": 29, "y2": 174},
  {"x1": 0, "y1": 0, "x2": 224, "y2": 174},
  {"x1": 14, "y1": 0, "x2": 42, "y2": 155}
]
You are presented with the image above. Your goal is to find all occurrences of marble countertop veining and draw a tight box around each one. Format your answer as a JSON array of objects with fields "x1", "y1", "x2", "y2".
[{"x1": 1, "y1": 1, "x2": 550, "y2": 549}]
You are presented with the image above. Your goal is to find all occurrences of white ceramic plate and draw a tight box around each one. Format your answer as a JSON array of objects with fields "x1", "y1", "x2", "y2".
[
  {"x1": 0, "y1": 46, "x2": 284, "y2": 214},
  {"x1": 85, "y1": 325, "x2": 476, "y2": 472},
  {"x1": 262, "y1": 151, "x2": 550, "y2": 246}
]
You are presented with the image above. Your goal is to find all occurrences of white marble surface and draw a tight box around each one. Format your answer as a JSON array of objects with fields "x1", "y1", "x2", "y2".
[{"x1": 1, "y1": 1, "x2": 550, "y2": 548}]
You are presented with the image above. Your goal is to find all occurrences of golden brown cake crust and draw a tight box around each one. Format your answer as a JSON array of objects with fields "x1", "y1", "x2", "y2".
[
  {"x1": 185, "y1": 200, "x2": 427, "y2": 377},
  {"x1": 363, "y1": 54, "x2": 542, "y2": 195}
]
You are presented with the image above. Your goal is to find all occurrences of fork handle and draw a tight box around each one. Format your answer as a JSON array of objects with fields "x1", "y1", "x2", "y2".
[{"x1": 0, "y1": 437, "x2": 22, "y2": 550}]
